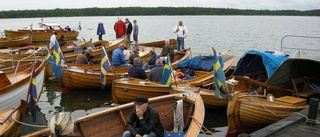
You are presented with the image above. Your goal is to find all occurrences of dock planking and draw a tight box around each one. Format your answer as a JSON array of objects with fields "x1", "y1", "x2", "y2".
[{"x1": 250, "y1": 102, "x2": 320, "y2": 137}]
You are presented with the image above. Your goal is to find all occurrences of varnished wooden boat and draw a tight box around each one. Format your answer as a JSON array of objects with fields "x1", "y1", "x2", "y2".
[
  {"x1": 24, "y1": 93, "x2": 205, "y2": 137},
  {"x1": 171, "y1": 86, "x2": 229, "y2": 108},
  {"x1": 0, "y1": 100, "x2": 26, "y2": 137},
  {"x1": 139, "y1": 39, "x2": 177, "y2": 49},
  {"x1": 111, "y1": 50, "x2": 233, "y2": 104},
  {"x1": 4, "y1": 21, "x2": 79, "y2": 42},
  {"x1": 62, "y1": 38, "x2": 126, "y2": 63},
  {"x1": 225, "y1": 92, "x2": 308, "y2": 137},
  {"x1": 0, "y1": 56, "x2": 45, "y2": 110},
  {"x1": 0, "y1": 34, "x2": 31, "y2": 48},
  {"x1": 61, "y1": 50, "x2": 190, "y2": 89}
]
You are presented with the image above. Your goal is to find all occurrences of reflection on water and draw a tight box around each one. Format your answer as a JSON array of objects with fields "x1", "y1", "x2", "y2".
[{"x1": 21, "y1": 80, "x2": 227, "y2": 136}]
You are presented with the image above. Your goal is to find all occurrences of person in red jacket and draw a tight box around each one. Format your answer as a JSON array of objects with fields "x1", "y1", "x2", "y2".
[{"x1": 114, "y1": 17, "x2": 126, "y2": 39}]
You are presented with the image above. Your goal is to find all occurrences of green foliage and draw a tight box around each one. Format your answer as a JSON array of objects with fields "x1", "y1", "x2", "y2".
[{"x1": 0, "y1": 7, "x2": 319, "y2": 18}]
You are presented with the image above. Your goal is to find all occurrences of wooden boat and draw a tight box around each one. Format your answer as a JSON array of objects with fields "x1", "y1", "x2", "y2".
[
  {"x1": 0, "y1": 40, "x2": 111, "y2": 68},
  {"x1": 0, "y1": 34, "x2": 31, "y2": 48},
  {"x1": 0, "y1": 101, "x2": 26, "y2": 137},
  {"x1": 139, "y1": 39, "x2": 177, "y2": 49},
  {"x1": 62, "y1": 38, "x2": 126, "y2": 63},
  {"x1": 111, "y1": 50, "x2": 233, "y2": 104},
  {"x1": 4, "y1": 21, "x2": 79, "y2": 42},
  {"x1": 61, "y1": 50, "x2": 190, "y2": 89},
  {"x1": 0, "y1": 56, "x2": 45, "y2": 110},
  {"x1": 24, "y1": 93, "x2": 205, "y2": 137},
  {"x1": 171, "y1": 86, "x2": 229, "y2": 108},
  {"x1": 225, "y1": 92, "x2": 308, "y2": 137}
]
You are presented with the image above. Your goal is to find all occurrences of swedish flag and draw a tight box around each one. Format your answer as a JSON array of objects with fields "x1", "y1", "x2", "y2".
[
  {"x1": 45, "y1": 48, "x2": 52, "y2": 63},
  {"x1": 160, "y1": 57, "x2": 172, "y2": 88},
  {"x1": 100, "y1": 47, "x2": 110, "y2": 89},
  {"x1": 28, "y1": 69, "x2": 37, "y2": 122},
  {"x1": 213, "y1": 49, "x2": 227, "y2": 99},
  {"x1": 52, "y1": 40, "x2": 63, "y2": 79}
]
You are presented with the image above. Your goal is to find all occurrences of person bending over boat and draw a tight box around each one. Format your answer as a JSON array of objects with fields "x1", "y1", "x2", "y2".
[
  {"x1": 50, "y1": 112, "x2": 75, "y2": 137},
  {"x1": 75, "y1": 50, "x2": 88, "y2": 64},
  {"x1": 122, "y1": 96, "x2": 164, "y2": 137},
  {"x1": 128, "y1": 57, "x2": 147, "y2": 79},
  {"x1": 112, "y1": 43, "x2": 130, "y2": 68}
]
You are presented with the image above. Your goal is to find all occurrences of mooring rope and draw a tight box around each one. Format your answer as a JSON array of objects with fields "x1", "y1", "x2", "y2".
[{"x1": 0, "y1": 115, "x2": 48, "y2": 128}]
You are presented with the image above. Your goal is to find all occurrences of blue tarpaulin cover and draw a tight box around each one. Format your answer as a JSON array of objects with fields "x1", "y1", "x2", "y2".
[
  {"x1": 178, "y1": 55, "x2": 224, "y2": 71},
  {"x1": 232, "y1": 50, "x2": 289, "y2": 78}
]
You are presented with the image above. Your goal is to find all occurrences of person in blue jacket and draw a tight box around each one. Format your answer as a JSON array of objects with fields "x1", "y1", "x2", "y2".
[
  {"x1": 97, "y1": 21, "x2": 106, "y2": 40},
  {"x1": 112, "y1": 43, "x2": 130, "y2": 68}
]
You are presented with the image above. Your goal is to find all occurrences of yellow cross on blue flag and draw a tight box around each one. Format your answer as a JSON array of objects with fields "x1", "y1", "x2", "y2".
[
  {"x1": 160, "y1": 57, "x2": 172, "y2": 88},
  {"x1": 100, "y1": 46, "x2": 110, "y2": 89},
  {"x1": 213, "y1": 49, "x2": 227, "y2": 99},
  {"x1": 45, "y1": 48, "x2": 52, "y2": 63},
  {"x1": 52, "y1": 40, "x2": 63, "y2": 79},
  {"x1": 28, "y1": 68, "x2": 38, "y2": 122}
]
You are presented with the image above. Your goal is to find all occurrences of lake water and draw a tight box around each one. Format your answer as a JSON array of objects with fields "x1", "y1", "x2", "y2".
[{"x1": 0, "y1": 16, "x2": 319, "y2": 136}]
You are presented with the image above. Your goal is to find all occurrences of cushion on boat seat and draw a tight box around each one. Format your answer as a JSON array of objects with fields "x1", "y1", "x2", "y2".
[{"x1": 74, "y1": 46, "x2": 83, "y2": 52}]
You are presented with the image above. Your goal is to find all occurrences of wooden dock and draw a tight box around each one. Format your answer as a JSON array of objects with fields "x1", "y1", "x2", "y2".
[{"x1": 250, "y1": 101, "x2": 320, "y2": 137}]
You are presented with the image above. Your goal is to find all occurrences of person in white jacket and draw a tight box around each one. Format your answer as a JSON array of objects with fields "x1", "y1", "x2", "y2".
[{"x1": 173, "y1": 21, "x2": 188, "y2": 51}]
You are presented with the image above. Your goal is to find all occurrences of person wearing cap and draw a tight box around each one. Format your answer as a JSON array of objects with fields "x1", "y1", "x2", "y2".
[
  {"x1": 122, "y1": 96, "x2": 164, "y2": 137},
  {"x1": 49, "y1": 31, "x2": 58, "y2": 49},
  {"x1": 128, "y1": 57, "x2": 147, "y2": 79},
  {"x1": 149, "y1": 59, "x2": 164, "y2": 82}
]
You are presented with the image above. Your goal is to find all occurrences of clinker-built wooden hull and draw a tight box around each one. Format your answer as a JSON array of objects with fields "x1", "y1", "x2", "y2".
[{"x1": 24, "y1": 93, "x2": 205, "y2": 137}]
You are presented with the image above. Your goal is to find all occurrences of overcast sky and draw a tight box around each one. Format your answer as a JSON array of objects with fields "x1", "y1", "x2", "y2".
[{"x1": 2, "y1": 0, "x2": 319, "y2": 11}]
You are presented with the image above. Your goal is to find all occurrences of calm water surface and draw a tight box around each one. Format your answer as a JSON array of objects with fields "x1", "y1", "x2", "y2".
[{"x1": 0, "y1": 16, "x2": 319, "y2": 136}]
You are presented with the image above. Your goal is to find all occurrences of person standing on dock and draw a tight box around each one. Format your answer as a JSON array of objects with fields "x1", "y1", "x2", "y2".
[
  {"x1": 125, "y1": 18, "x2": 133, "y2": 47},
  {"x1": 97, "y1": 21, "x2": 106, "y2": 40},
  {"x1": 133, "y1": 20, "x2": 139, "y2": 46},
  {"x1": 114, "y1": 17, "x2": 126, "y2": 39},
  {"x1": 173, "y1": 21, "x2": 188, "y2": 51}
]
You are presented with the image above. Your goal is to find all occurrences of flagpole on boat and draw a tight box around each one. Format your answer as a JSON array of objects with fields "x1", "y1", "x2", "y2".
[
  {"x1": 25, "y1": 64, "x2": 36, "y2": 105},
  {"x1": 168, "y1": 55, "x2": 178, "y2": 88},
  {"x1": 102, "y1": 46, "x2": 117, "y2": 76}
]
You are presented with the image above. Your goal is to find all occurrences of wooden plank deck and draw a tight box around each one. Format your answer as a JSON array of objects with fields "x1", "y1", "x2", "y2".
[{"x1": 250, "y1": 101, "x2": 320, "y2": 137}]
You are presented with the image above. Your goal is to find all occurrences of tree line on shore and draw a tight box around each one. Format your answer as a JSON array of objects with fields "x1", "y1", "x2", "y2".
[{"x1": 0, "y1": 7, "x2": 319, "y2": 18}]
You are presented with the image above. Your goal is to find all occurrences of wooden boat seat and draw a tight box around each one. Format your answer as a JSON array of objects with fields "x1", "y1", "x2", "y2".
[
  {"x1": 291, "y1": 77, "x2": 317, "y2": 98},
  {"x1": 275, "y1": 96, "x2": 307, "y2": 106},
  {"x1": 0, "y1": 71, "x2": 11, "y2": 87}
]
